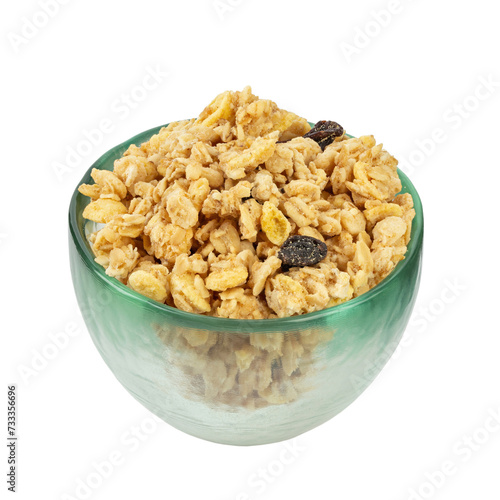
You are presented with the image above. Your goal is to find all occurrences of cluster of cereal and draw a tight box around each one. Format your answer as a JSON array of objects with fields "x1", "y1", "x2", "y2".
[
  {"x1": 79, "y1": 86, "x2": 415, "y2": 319},
  {"x1": 156, "y1": 325, "x2": 333, "y2": 408}
]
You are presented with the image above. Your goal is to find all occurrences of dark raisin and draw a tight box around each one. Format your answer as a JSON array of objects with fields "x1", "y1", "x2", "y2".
[
  {"x1": 278, "y1": 235, "x2": 328, "y2": 269},
  {"x1": 303, "y1": 120, "x2": 344, "y2": 150}
]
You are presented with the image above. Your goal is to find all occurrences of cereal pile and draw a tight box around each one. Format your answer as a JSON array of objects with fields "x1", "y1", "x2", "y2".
[
  {"x1": 79, "y1": 86, "x2": 415, "y2": 319},
  {"x1": 156, "y1": 326, "x2": 332, "y2": 408}
]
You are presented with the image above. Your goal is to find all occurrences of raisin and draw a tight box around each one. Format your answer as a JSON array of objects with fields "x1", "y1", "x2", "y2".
[
  {"x1": 303, "y1": 120, "x2": 344, "y2": 150},
  {"x1": 278, "y1": 235, "x2": 328, "y2": 269}
]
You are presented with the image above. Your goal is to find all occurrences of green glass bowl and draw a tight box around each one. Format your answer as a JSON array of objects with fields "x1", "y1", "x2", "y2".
[{"x1": 68, "y1": 124, "x2": 424, "y2": 446}]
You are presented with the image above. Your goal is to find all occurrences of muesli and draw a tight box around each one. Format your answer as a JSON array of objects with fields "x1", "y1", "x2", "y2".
[{"x1": 79, "y1": 86, "x2": 415, "y2": 319}]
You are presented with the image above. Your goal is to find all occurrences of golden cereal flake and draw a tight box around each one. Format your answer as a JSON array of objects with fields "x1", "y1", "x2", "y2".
[
  {"x1": 105, "y1": 244, "x2": 140, "y2": 280},
  {"x1": 328, "y1": 136, "x2": 372, "y2": 194},
  {"x1": 196, "y1": 90, "x2": 239, "y2": 128},
  {"x1": 188, "y1": 177, "x2": 211, "y2": 212},
  {"x1": 265, "y1": 144, "x2": 295, "y2": 177},
  {"x1": 172, "y1": 253, "x2": 208, "y2": 276},
  {"x1": 284, "y1": 197, "x2": 318, "y2": 228},
  {"x1": 286, "y1": 136, "x2": 322, "y2": 165},
  {"x1": 201, "y1": 189, "x2": 223, "y2": 217},
  {"x1": 249, "y1": 332, "x2": 283, "y2": 354},
  {"x1": 234, "y1": 344, "x2": 260, "y2": 372},
  {"x1": 78, "y1": 183, "x2": 101, "y2": 200},
  {"x1": 190, "y1": 141, "x2": 218, "y2": 165},
  {"x1": 135, "y1": 260, "x2": 169, "y2": 290},
  {"x1": 317, "y1": 209, "x2": 342, "y2": 237},
  {"x1": 371, "y1": 247, "x2": 400, "y2": 282},
  {"x1": 317, "y1": 263, "x2": 353, "y2": 301},
  {"x1": 210, "y1": 220, "x2": 241, "y2": 255},
  {"x1": 326, "y1": 230, "x2": 356, "y2": 271},
  {"x1": 340, "y1": 201, "x2": 366, "y2": 236},
  {"x1": 265, "y1": 275, "x2": 308, "y2": 317},
  {"x1": 261, "y1": 201, "x2": 291, "y2": 246},
  {"x1": 113, "y1": 156, "x2": 157, "y2": 194},
  {"x1": 250, "y1": 255, "x2": 282, "y2": 296},
  {"x1": 157, "y1": 126, "x2": 219, "y2": 161},
  {"x1": 220, "y1": 181, "x2": 252, "y2": 217},
  {"x1": 284, "y1": 179, "x2": 321, "y2": 202},
  {"x1": 236, "y1": 248, "x2": 258, "y2": 273},
  {"x1": 82, "y1": 199, "x2": 127, "y2": 223},
  {"x1": 186, "y1": 161, "x2": 224, "y2": 188},
  {"x1": 194, "y1": 219, "x2": 218, "y2": 245},
  {"x1": 287, "y1": 267, "x2": 330, "y2": 312},
  {"x1": 218, "y1": 132, "x2": 279, "y2": 180},
  {"x1": 345, "y1": 149, "x2": 401, "y2": 206},
  {"x1": 109, "y1": 214, "x2": 147, "y2": 238},
  {"x1": 239, "y1": 199, "x2": 263, "y2": 242},
  {"x1": 90, "y1": 168, "x2": 127, "y2": 200},
  {"x1": 251, "y1": 171, "x2": 282, "y2": 204},
  {"x1": 347, "y1": 240, "x2": 374, "y2": 295},
  {"x1": 364, "y1": 201, "x2": 404, "y2": 230},
  {"x1": 128, "y1": 270, "x2": 168, "y2": 302},
  {"x1": 236, "y1": 97, "x2": 310, "y2": 140},
  {"x1": 205, "y1": 256, "x2": 248, "y2": 292},
  {"x1": 145, "y1": 218, "x2": 193, "y2": 264},
  {"x1": 169, "y1": 273, "x2": 211, "y2": 314},
  {"x1": 124, "y1": 144, "x2": 148, "y2": 158},
  {"x1": 165, "y1": 186, "x2": 199, "y2": 229},
  {"x1": 182, "y1": 330, "x2": 210, "y2": 347},
  {"x1": 133, "y1": 181, "x2": 155, "y2": 199},
  {"x1": 91, "y1": 226, "x2": 132, "y2": 257},
  {"x1": 393, "y1": 193, "x2": 416, "y2": 245},
  {"x1": 217, "y1": 288, "x2": 270, "y2": 319},
  {"x1": 372, "y1": 216, "x2": 407, "y2": 248}
]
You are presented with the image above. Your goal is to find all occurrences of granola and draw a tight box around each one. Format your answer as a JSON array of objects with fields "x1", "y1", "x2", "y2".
[
  {"x1": 79, "y1": 86, "x2": 415, "y2": 319},
  {"x1": 156, "y1": 326, "x2": 333, "y2": 408}
]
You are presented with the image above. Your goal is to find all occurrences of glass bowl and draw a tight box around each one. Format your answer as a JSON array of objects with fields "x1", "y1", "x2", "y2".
[{"x1": 68, "y1": 124, "x2": 424, "y2": 445}]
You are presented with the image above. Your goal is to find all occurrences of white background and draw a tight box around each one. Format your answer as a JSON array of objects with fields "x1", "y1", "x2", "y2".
[{"x1": 2, "y1": 0, "x2": 500, "y2": 499}]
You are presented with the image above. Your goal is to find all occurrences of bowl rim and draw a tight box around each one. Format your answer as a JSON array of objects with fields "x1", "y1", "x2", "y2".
[{"x1": 69, "y1": 123, "x2": 424, "y2": 329}]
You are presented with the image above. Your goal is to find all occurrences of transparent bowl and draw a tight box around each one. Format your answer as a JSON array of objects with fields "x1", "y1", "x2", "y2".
[{"x1": 68, "y1": 124, "x2": 424, "y2": 445}]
